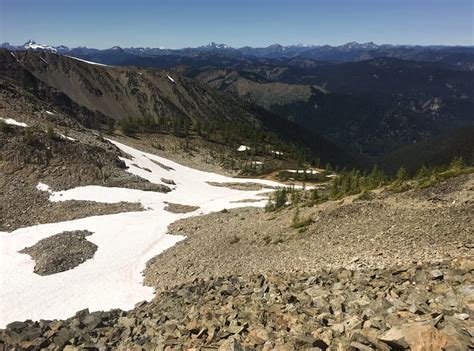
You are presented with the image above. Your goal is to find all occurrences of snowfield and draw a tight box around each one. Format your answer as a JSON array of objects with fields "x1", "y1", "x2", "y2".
[{"x1": 0, "y1": 140, "x2": 282, "y2": 327}]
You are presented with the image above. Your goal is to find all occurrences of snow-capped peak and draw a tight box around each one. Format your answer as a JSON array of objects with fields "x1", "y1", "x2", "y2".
[
  {"x1": 341, "y1": 41, "x2": 378, "y2": 50},
  {"x1": 207, "y1": 42, "x2": 230, "y2": 49},
  {"x1": 23, "y1": 39, "x2": 57, "y2": 53}
]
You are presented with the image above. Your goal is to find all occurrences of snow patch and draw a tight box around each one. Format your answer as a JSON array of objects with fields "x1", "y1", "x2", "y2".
[
  {"x1": 24, "y1": 40, "x2": 57, "y2": 52},
  {"x1": 65, "y1": 56, "x2": 109, "y2": 67},
  {"x1": 39, "y1": 57, "x2": 49, "y2": 64},
  {"x1": 58, "y1": 133, "x2": 76, "y2": 141},
  {"x1": 167, "y1": 75, "x2": 175, "y2": 83},
  {"x1": 1, "y1": 117, "x2": 27, "y2": 127},
  {"x1": 237, "y1": 145, "x2": 250, "y2": 152},
  {"x1": 36, "y1": 183, "x2": 52, "y2": 193},
  {"x1": 287, "y1": 169, "x2": 319, "y2": 175},
  {"x1": 9, "y1": 51, "x2": 19, "y2": 61},
  {"x1": 0, "y1": 139, "x2": 282, "y2": 327}
]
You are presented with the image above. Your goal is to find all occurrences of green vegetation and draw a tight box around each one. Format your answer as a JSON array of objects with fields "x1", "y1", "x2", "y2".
[
  {"x1": 46, "y1": 125, "x2": 56, "y2": 140},
  {"x1": 330, "y1": 156, "x2": 473, "y2": 199},
  {"x1": 274, "y1": 156, "x2": 473, "y2": 211},
  {"x1": 265, "y1": 188, "x2": 288, "y2": 212},
  {"x1": 107, "y1": 118, "x2": 115, "y2": 134},
  {"x1": 110, "y1": 113, "x2": 316, "y2": 167},
  {"x1": 24, "y1": 127, "x2": 36, "y2": 145},
  {"x1": 291, "y1": 206, "x2": 314, "y2": 229}
]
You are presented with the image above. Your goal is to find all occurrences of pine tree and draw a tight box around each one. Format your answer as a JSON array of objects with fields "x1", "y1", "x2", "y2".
[
  {"x1": 415, "y1": 165, "x2": 430, "y2": 179},
  {"x1": 325, "y1": 162, "x2": 333, "y2": 173},
  {"x1": 46, "y1": 125, "x2": 55, "y2": 140},
  {"x1": 450, "y1": 156, "x2": 465, "y2": 170},
  {"x1": 395, "y1": 166, "x2": 408, "y2": 183},
  {"x1": 107, "y1": 118, "x2": 115, "y2": 134}
]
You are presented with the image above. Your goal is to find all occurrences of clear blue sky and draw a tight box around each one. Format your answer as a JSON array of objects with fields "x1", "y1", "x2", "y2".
[{"x1": 1, "y1": 0, "x2": 473, "y2": 48}]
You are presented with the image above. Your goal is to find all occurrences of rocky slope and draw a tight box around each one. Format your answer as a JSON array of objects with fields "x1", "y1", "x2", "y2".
[
  {"x1": 0, "y1": 92, "x2": 165, "y2": 232},
  {"x1": 145, "y1": 173, "x2": 474, "y2": 290},
  {"x1": 1, "y1": 49, "x2": 261, "y2": 126},
  {"x1": 1, "y1": 49, "x2": 358, "y2": 169},
  {"x1": 1, "y1": 173, "x2": 472, "y2": 350},
  {"x1": 1, "y1": 259, "x2": 472, "y2": 350}
]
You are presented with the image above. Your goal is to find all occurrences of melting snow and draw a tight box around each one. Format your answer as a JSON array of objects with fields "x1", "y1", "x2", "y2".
[
  {"x1": 39, "y1": 57, "x2": 49, "y2": 64},
  {"x1": 58, "y1": 133, "x2": 76, "y2": 141},
  {"x1": 9, "y1": 51, "x2": 19, "y2": 62},
  {"x1": 36, "y1": 183, "x2": 52, "y2": 193},
  {"x1": 287, "y1": 169, "x2": 319, "y2": 175},
  {"x1": 0, "y1": 117, "x2": 27, "y2": 127},
  {"x1": 237, "y1": 145, "x2": 250, "y2": 152},
  {"x1": 45, "y1": 111, "x2": 55, "y2": 115},
  {"x1": 0, "y1": 139, "x2": 282, "y2": 327},
  {"x1": 167, "y1": 75, "x2": 175, "y2": 83},
  {"x1": 66, "y1": 56, "x2": 109, "y2": 67}
]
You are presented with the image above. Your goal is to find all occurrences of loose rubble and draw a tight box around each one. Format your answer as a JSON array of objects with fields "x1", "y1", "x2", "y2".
[
  {"x1": 19, "y1": 230, "x2": 98, "y2": 275},
  {"x1": 164, "y1": 203, "x2": 200, "y2": 214},
  {"x1": 1, "y1": 260, "x2": 472, "y2": 350}
]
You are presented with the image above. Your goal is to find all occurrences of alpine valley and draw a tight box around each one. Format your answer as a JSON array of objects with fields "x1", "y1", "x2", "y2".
[{"x1": 0, "y1": 37, "x2": 473, "y2": 350}]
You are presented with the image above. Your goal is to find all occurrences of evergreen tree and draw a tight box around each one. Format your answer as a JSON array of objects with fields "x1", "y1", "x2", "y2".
[
  {"x1": 395, "y1": 166, "x2": 408, "y2": 182},
  {"x1": 107, "y1": 118, "x2": 115, "y2": 134},
  {"x1": 450, "y1": 156, "x2": 465, "y2": 170}
]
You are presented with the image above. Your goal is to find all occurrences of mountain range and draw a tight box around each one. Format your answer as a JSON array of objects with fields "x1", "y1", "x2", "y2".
[
  {"x1": 1, "y1": 39, "x2": 473, "y2": 172},
  {"x1": 3, "y1": 40, "x2": 474, "y2": 69}
]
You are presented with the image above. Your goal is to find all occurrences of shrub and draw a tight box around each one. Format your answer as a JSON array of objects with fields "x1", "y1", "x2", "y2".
[
  {"x1": 265, "y1": 187, "x2": 288, "y2": 212},
  {"x1": 107, "y1": 118, "x2": 115, "y2": 134},
  {"x1": 274, "y1": 188, "x2": 288, "y2": 209},
  {"x1": 450, "y1": 156, "x2": 465, "y2": 171},
  {"x1": 46, "y1": 125, "x2": 56, "y2": 140},
  {"x1": 395, "y1": 166, "x2": 408, "y2": 183},
  {"x1": 291, "y1": 206, "x2": 314, "y2": 229},
  {"x1": 24, "y1": 127, "x2": 33, "y2": 143}
]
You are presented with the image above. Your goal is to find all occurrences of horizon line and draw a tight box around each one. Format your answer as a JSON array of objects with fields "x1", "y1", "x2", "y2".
[{"x1": 3, "y1": 39, "x2": 474, "y2": 51}]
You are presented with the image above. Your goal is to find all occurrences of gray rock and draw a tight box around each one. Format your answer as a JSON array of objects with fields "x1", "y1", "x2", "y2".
[
  {"x1": 379, "y1": 326, "x2": 409, "y2": 349},
  {"x1": 19, "y1": 230, "x2": 97, "y2": 275},
  {"x1": 430, "y1": 269, "x2": 444, "y2": 280}
]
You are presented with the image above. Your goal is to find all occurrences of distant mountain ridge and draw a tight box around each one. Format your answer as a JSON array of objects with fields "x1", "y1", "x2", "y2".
[{"x1": 2, "y1": 40, "x2": 473, "y2": 69}]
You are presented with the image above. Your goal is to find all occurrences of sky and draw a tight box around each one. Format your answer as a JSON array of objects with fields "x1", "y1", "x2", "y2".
[{"x1": 1, "y1": 0, "x2": 473, "y2": 49}]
